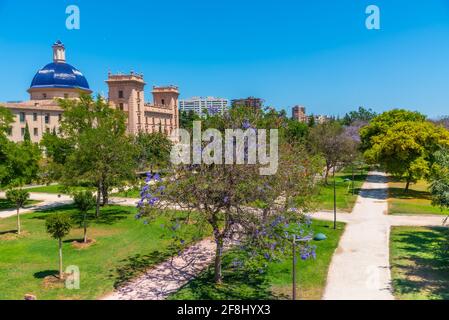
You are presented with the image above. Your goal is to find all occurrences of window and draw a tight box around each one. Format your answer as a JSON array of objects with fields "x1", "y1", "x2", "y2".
[
  {"x1": 34, "y1": 128, "x2": 38, "y2": 136},
  {"x1": 43, "y1": 93, "x2": 47, "y2": 99},
  {"x1": 119, "y1": 103, "x2": 124, "y2": 111},
  {"x1": 118, "y1": 90, "x2": 124, "y2": 99},
  {"x1": 161, "y1": 99, "x2": 165, "y2": 105},
  {"x1": 33, "y1": 113, "x2": 38, "y2": 121},
  {"x1": 58, "y1": 114, "x2": 62, "y2": 121},
  {"x1": 19, "y1": 112, "x2": 25, "y2": 123},
  {"x1": 64, "y1": 93, "x2": 69, "y2": 99},
  {"x1": 45, "y1": 114, "x2": 50, "y2": 124},
  {"x1": 6, "y1": 127, "x2": 12, "y2": 136}
]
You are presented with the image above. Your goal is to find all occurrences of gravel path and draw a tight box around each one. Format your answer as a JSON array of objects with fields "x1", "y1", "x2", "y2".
[{"x1": 321, "y1": 172, "x2": 446, "y2": 300}]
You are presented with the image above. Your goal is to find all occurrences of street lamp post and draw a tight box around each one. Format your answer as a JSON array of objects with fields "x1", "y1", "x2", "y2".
[
  {"x1": 292, "y1": 236, "x2": 297, "y2": 300},
  {"x1": 333, "y1": 166, "x2": 337, "y2": 230}
]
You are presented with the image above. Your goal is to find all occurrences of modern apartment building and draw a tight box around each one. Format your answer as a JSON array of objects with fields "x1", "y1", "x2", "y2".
[{"x1": 179, "y1": 97, "x2": 228, "y2": 117}]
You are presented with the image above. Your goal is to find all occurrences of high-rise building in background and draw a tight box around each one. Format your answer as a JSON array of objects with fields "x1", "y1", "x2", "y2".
[
  {"x1": 179, "y1": 97, "x2": 229, "y2": 117},
  {"x1": 292, "y1": 105, "x2": 308, "y2": 123},
  {"x1": 231, "y1": 97, "x2": 264, "y2": 110}
]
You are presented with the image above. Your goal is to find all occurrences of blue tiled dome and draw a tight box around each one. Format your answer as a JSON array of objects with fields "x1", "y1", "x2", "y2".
[{"x1": 30, "y1": 62, "x2": 90, "y2": 91}]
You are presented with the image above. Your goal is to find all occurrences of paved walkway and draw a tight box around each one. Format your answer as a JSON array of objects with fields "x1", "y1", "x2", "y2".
[
  {"x1": 320, "y1": 172, "x2": 446, "y2": 300},
  {"x1": 103, "y1": 239, "x2": 223, "y2": 300}
]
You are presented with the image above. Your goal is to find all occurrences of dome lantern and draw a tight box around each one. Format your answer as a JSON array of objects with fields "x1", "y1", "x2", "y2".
[{"x1": 52, "y1": 40, "x2": 66, "y2": 63}]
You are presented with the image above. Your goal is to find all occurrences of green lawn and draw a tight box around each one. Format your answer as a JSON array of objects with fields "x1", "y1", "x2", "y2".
[
  {"x1": 25, "y1": 185, "x2": 89, "y2": 194},
  {"x1": 390, "y1": 226, "x2": 449, "y2": 300},
  {"x1": 111, "y1": 188, "x2": 141, "y2": 199},
  {"x1": 169, "y1": 220, "x2": 345, "y2": 300},
  {"x1": 388, "y1": 180, "x2": 448, "y2": 216},
  {"x1": 314, "y1": 168, "x2": 368, "y2": 213},
  {"x1": 0, "y1": 199, "x2": 41, "y2": 211},
  {"x1": 0, "y1": 205, "x2": 209, "y2": 300}
]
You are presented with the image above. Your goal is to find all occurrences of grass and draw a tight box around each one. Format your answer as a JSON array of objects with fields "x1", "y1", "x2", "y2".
[
  {"x1": 0, "y1": 205, "x2": 209, "y2": 300},
  {"x1": 111, "y1": 188, "x2": 141, "y2": 199},
  {"x1": 25, "y1": 185, "x2": 90, "y2": 195},
  {"x1": 169, "y1": 220, "x2": 345, "y2": 300},
  {"x1": 388, "y1": 180, "x2": 448, "y2": 216},
  {"x1": 0, "y1": 199, "x2": 41, "y2": 211},
  {"x1": 314, "y1": 168, "x2": 368, "y2": 213},
  {"x1": 390, "y1": 226, "x2": 449, "y2": 300}
]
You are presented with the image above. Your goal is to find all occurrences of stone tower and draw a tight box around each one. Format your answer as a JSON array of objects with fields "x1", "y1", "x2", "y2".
[{"x1": 106, "y1": 72, "x2": 146, "y2": 134}]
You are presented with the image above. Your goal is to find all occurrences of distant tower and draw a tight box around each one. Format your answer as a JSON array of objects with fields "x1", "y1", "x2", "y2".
[
  {"x1": 106, "y1": 72, "x2": 146, "y2": 134},
  {"x1": 52, "y1": 40, "x2": 66, "y2": 63},
  {"x1": 292, "y1": 105, "x2": 307, "y2": 123},
  {"x1": 152, "y1": 86, "x2": 180, "y2": 130}
]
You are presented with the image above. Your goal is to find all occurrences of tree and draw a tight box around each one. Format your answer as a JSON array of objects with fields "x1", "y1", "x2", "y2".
[
  {"x1": 308, "y1": 121, "x2": 358, "y2": 184},
  {"x1": 23, "y1": 122, "x2": 31, "y2": 143},
  {"x1": 45, "y1": 214, "x2": 72, "y2": 280},
  {"x1": 59, "y1": 95, "x2": 138, "y2": 216},
  {"x1": 5, "y1": 188, "x2": 30, "y2": 235},
  {"x1": 364, "y1": 121, "x2": 449, "y2": 191},
  {"x1": 138, "y1": 107, "x2": 321, "y2": 284},
  {"x1": 342, "y1": 107, "x2": 377, "y2": 126},
  {"x1": 360, "y1": 109, "x2": 426, "y2": 152},
  {"x1": 284, "y1": 119, "x2": 309, "y2": 144},
  {"x1": 134, "y1": 132, "x2": 172, "y2": 172},
  {"x1": 180, "y1": 110, "x2": 201, "y2": 129},
  {"x1": 73, "y1": 191, "x2": 96, "y2": 243},
  {"x1": 429, "y1": 148, "x2": 449, "y2": 220},
  {"x1": 307, "y1": 115, "x2": 316, "y2": 128},
  {"x1": 0, "y1": 106, "x2": 14, "y2": 135}
]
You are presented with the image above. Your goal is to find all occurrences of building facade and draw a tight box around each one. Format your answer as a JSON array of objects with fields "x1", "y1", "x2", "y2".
[
  {"x1": 179, "y1": 97, "x2": 228, "y2": 117},
  {"x1": 231, "y1": 97, "x2": 264, "y2": 110},
  {"x1": 0, "y1": 41, "x2": 179, "y2": 142},
  {"x1": 292, "y1": 105, "x2": 307, "y2": 123}
]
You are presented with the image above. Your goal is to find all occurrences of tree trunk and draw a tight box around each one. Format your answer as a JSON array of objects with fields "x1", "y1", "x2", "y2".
[
  {"x1": 214, "y1": 237, "x2": 224, "y2": 284},
  {"x1": 96, "y1": 184, "x2": 101, "y2": 218},
  {"x1": 324, "y1": 168, "x2": 330, "y2": 185},
  {"x1": 58, "y1": 238, "x2": 64, "y2": 280},
  {"x1": 83, "y1": 213, "x2": 88, "y2": 243},
  {"x1": 16, "y1": 207, "x2": 21, "y2": 235},
  {"x1": 405, "y1": 173, "x2": 412, "y2": 192},
  {"x1": 101, "y1": 183, "x2": 109, "y2": 206}
]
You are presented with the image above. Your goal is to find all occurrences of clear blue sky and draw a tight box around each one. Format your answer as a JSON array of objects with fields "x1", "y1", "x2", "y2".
[{"x1": 1, "y1": 0, "x2": 449, "y2": 118}]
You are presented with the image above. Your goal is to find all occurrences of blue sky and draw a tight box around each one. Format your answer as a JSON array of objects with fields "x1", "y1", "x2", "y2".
[{"x1": 0, "y1": 0, "x2": 449, "y2": 118}]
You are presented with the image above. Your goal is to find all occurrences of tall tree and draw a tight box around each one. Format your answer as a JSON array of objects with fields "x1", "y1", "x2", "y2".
[
  {"x1": 59, "y1": 95, "x2": 137, "y2": 216},
  {"x1": 364, "y1": 120, "x2": 449, "y2": 191},
  {"x1": 0, "y1": 106, "x2": 14, "y2": 135},
  {"x1": 429, "y1": 148, "x2": 449, "y2": 218},
  {"x1": 308, "y1": 121, "x2": 358, "y2": 184},
  {"x1": 138, "y1": 107, "x2": 321, "y2": 284},
  {"x1": 134, "y1": 132, "x2": 172, "y2": 172},
  {"x1": 73, "y1": 191, "x2": 96, "y2": 243},
  {"x1": 342, "y1": 107, "x2": 377, "y2": 126},
  {"x1": 23, "y1": 122, "x2": 31, "y2": 143}
]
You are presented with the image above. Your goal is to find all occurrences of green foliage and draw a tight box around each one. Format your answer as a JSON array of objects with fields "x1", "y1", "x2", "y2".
[
  {"x1": 342, "y1": 107, "x2": 377, "y2": 126},
  {"x1": 58, "y1": 94, "x2": 138, "y2": 207},
  {"x1": 363, "y1": 119, "x2": 449, "y2": 188},
  {"x1": 180, "y1": 110, "x2": 201, "y2": 129},
  {"x1": 23, "y1": 122, "x2": 31, "y2": 143},
  {"x1": 0, "y1": 106, "x2": 14, "y2": 135},
  {"x1": 429, "y1": 148, "x2": 449, "y2": 212},
  {"x1": 45, "y1": 214, "x2": 72, "y2": 240},
  {"x1": 308, "y1": 121, "x2": 358, "y2": 183},
  {"x1": 134, "y1": 132, "x2": 172, "y2": 171},
  {"x1": 73, "y1": 191, "x2": 96, "y2": 213},
  {"x1": 284, "y1": 119, "x2": 309, "y2": 144},
  {"x1": 5, "y1": 188, "x2": 30, "y2": 209},
  {"x1": 360, "y1": 109, "x2": 426, "y2": 152},
  {"x1": 41, "y1": 131, "x2": 73, "y2": 165},
  {"x1": 0, "y1": 138, "x2": 41, "y2": 187}
]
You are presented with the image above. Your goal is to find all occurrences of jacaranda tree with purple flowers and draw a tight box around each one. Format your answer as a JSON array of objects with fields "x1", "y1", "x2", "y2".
[{"x1": 137, "y1": 106, "x2": 322, "y2": 284}]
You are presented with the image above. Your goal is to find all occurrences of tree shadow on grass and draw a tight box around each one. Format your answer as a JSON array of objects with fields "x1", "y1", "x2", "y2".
[
  {"x1": 0, "y1": 230, "x2": 17, "y2": 236},
  {"x1": 392, "y1": 227, "x2": 449, "y2": 300},
  {"x1": 34, "y1": 270, "x2": 58, "y2": 279},
  {"x1": 388, "y1": 188, "x2": 431, "y2": 201}
]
